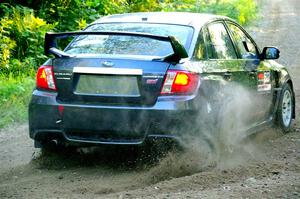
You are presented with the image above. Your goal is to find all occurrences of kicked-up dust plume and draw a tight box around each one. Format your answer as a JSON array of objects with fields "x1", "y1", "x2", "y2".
[{"x1": 145, "y1": 83, "x2": 272, "y2": 182}]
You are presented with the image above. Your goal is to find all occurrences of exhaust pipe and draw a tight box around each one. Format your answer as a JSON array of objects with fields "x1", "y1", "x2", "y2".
[
  {"x1": 49, "y1": 139, "x2": 58, "y2": 146},
  {"x1": 34, "y1": 138, "x2": 62, "y2": 149}
]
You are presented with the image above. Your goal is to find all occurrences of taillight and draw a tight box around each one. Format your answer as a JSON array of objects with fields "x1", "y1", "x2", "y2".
[
  {"x1": 161, "y1": 70, "x2": 199, "y2": 95},
  {"x1": 36, "y1": 65, "x2": 57, "y2": 91}
]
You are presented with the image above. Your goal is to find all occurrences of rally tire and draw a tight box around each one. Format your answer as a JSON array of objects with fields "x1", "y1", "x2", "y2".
[{"x1": 276, "y1": 83, "x2": 294, "y2": 133}]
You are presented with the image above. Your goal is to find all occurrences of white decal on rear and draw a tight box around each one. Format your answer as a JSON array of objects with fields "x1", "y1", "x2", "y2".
[{"x1": 73, "y1": 67, "x2": 143, "y2": 75}]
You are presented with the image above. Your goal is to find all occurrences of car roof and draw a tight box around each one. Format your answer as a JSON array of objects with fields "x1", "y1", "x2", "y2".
[{"x1": 91, "y1": 12, "x2": 232, "y2": 29}]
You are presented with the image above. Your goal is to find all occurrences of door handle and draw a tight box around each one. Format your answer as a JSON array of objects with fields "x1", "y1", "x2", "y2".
[
  {"x1": 223, "y1": 72, "x2": 232, "y2": 80},
  {"x1": 223, "y1": 72, "x2": 232, "y2": 77},
  {"x1": 249, "y1": 71, "x2": 256, "y2": 76}
]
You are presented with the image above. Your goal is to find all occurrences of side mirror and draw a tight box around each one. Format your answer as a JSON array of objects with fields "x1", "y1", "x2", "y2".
[{"x1": 261, "y1": 47, "x2": 280, "y2": 60}]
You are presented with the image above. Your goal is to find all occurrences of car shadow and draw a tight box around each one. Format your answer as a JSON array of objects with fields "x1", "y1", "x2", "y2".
[{"x1": 30, "y1": 139, "x2": 180, "y2": 171}]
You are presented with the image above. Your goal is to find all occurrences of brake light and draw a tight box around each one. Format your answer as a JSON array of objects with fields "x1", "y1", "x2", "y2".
[
  {"x1": 36, "y1": 65, "x2": 57, "y2": 91},
  {"x1": 161, "y1": 70, "x2": 199, "y2": 95}
]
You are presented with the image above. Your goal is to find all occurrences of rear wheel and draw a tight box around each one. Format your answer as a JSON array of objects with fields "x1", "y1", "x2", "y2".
[{"x1": 276, "y1": 83, "x2": 294, "y2": 133}]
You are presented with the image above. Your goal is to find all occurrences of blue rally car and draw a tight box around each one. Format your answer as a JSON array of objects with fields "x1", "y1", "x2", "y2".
[{"x1": 29, "y1": 12, "x2": 295, "y2": 149}]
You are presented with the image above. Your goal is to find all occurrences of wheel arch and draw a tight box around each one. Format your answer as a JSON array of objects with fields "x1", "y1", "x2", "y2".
[{"x1": 273, "y1": 68, "x2": 295, "y2": 120}]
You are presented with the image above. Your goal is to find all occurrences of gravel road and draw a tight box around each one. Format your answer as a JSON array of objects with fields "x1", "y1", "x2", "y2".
[{"x1": 1, "y1": 0, "x2": 300, "y2": 198}]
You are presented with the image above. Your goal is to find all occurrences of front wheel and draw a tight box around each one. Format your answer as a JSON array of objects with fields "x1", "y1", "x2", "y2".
[{"x1": 276, "y1": 83, "x2": 294, "y2": 133}]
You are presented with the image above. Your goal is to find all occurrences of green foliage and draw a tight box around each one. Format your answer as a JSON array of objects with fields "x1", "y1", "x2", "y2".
[
  {"x1": 2, "y1": 0, "x2": 258, "y2": 31},
  {"x1": 0, "y1": 5, "x2": 56, "y2": 75},
  {"x1": 127, "y1": 0, "x2": 161, "y2": 12},
  {"x1": 0, "y1": 74, "x2": 34, "y2": 128},
  {"x1": 36, "y1": 0, "x2": 128, "y2": 31},
  {"x1": 159, "y1": 0, "x2": 257, "y2": 25}
]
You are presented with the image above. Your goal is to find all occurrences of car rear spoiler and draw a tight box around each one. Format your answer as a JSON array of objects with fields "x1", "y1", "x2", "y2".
[{"x1": 45, "y1": 31, "x2": 188, "y2": 63}]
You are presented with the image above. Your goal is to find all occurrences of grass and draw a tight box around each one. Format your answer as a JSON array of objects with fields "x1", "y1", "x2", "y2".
[{"x1": 0, "y1": 74, "x2": 35, "y2": 128}]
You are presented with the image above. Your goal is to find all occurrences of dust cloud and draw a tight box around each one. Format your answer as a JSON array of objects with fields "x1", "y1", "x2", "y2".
[
  {"x1": 29, "y1": 83, "x2": 274, "y2": 186},
  {"x1": 144, "y1": 83, "x2": 271, "y2": 182}
]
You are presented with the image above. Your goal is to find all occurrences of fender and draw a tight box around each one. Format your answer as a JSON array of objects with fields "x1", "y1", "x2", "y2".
[{"x1": 272, "y1": 69, "x2": 295, "y2": 119}]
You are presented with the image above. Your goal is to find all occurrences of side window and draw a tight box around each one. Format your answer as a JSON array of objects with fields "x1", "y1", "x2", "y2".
[
  {"x1": 227, "y1": 23, "x2": 258, "y2": 59},
  {"x1": 206, "y1": 23, "x2": 237, "y2": 59},
  {"x1": 193, "y1": 31, "x2": 207, "y2": 60}
]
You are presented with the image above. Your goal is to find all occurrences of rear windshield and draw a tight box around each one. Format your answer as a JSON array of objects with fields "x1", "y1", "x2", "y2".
[{"x1": 65, "y1": 23, "x2": 194, "y2": 57}]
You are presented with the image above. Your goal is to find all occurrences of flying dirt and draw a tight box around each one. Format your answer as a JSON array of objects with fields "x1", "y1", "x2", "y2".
[{"x1": 1, "y1": 0, "x2": 300, "y2": 198}]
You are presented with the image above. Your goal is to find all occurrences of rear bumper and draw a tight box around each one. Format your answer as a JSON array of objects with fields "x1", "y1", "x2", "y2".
[{"x1": 29, "y1": 90, "x2": 199, "y2": 146}]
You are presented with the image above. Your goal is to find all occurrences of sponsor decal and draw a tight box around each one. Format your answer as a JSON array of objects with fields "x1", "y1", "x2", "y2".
[
  {"x1": 146, "y1": 79, "x2": 159, "y2": 84},
  {"x1": 54, "y1": 72, "x2": 72, "y2": 76},
  {"x1": 257, "y1": 71, "x2": 271, "y2": 91},
  {"x1": 54, "y1": 72, "x2": 72, "y2": 80},
  {"x1": 143, "y1": 75, "x2": 164, "y2": 78},
  {"x1": 258, "y1": 84, "x2": 272, "y2": 91}
]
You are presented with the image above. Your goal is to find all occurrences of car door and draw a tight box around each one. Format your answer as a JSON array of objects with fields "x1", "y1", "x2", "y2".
[
  {"x1": 225, "y1": 21, "x2": 274, "y2": 125},
  {"x1": 191, "y1": 21, "x2": 256, "y2": 129}
]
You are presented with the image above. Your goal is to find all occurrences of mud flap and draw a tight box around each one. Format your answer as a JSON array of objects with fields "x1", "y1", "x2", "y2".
[
  {"x1": 272, "y1": 87, "x2": 283, "y2": 119},
  {"x1": 34, "y1": 140, "x2": 43, "y2": 148}
]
